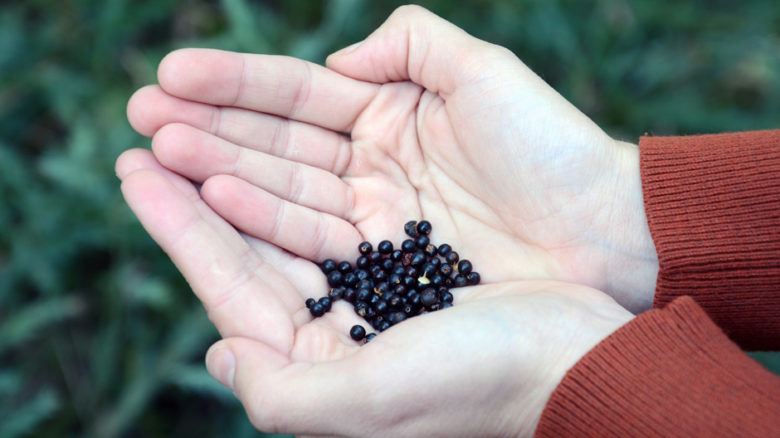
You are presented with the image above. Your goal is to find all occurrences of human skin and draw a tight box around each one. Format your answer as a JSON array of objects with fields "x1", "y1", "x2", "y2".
[{"x1": 117, "y1": 5, "x2": 653, "y2": 436}]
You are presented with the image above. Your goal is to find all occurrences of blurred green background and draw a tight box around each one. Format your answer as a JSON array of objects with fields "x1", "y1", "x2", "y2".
[{"x1": 1, "y1": 0, "x2": 778, "y2": 436}]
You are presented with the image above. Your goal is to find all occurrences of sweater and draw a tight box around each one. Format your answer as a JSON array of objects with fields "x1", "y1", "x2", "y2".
[{"x1": 535, "y1": 130, "x2": 780, "y2": 437}]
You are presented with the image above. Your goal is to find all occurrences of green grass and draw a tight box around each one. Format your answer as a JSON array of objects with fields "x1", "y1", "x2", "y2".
[{"x1": 1, "y1": 1, "x2": 778, "y2": 436}]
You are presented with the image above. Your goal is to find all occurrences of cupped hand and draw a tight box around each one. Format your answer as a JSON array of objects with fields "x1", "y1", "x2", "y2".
[{"x1": 124, "y1": 5, "x2": 657, "y2": 313}]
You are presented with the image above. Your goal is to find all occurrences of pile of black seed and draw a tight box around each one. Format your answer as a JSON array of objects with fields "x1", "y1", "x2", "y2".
[{"x1": 305, "y1": 220, "x2": 480, "y2": 343}]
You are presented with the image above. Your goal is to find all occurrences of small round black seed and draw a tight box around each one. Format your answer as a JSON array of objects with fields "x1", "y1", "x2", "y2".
[
  {"x1": 369, "y1": 293, "x2": 381, "y2": 306},
  {"x1": 440, "y1": 264, "x2": 453, "y2": 277},
  {"x1": 338, "y1": 261, "x2": 352, "y2": 273},
  {"x1": 421, "y1": 288, "x2": 438, "y2": 307},
  {"x1": 457, "y1": 260, "x2": 473, "y2": 275},
  {"x1": 445, "y1": 251, "x2": 459, "y2": 265},
  {"x1": 375, "y1": 282, "x2": 389, "y2": 295},
  {"x1": 355, "y1": 301, "x2": 369, "y2": 317},
  {"x1": 453, "y1": 274, "x2": 468, "y2": 288},
  {"x1": 388, "y1": 273, "x2": 402, "y2": 285},
  {"x1": 415, "y1": 235, "x2": 430, "y2": 249},
  {"x1": 467, "y1": 272, "x2": 481, "y2": 285},
  {"x1": 343, "y1": 272, "x2": 358, "y2": 287},
  {"x1": 358, "y1": 241, "x2": 373, "y2": 255},
  {"x1": 401, "y1": 239, "x2": 416, "y2": 253},
  {"x1": 355, "y1": 269, "x2": 370, "y2": 281},
  {"x1": 378, "y1": 240, "x2": 393, "y2": 254},
  {"x1": 373, "y1": 270, "x2": 387, "y2": 281},
  {"x1": 410, "y1": 252, "x2": 426, "y2": 267},
  {"x1": 343, "y1": 288, "x2": 357, "y2": 303},
  {"x1": 381, "y1": 258, "x2": 394, "y2": 271},
  {"x1": 356, "y1": 288, "x2": 371, "y2": 302},
  {"x1": 416, "y1": 220, "x2": 432, "y2": 235},
  {"x1": 422, "y1": 263, "x2": 437, "y2": 276},
  {"x1": 357, "y1": 279, "x2": 373, "y2": 290},
  {"x1": 437, "y1": 243, "x2": 452, "y2": 256},
  {"x1": 305, "y1": 297, "x2": 316, "y2": 309},
  {"x1": 373, "y1": 299, "x2": 388, "y2": 315},
  {"x1": 321, "y1": 259, "x2": 337, "y2": 274},
  {"x1": 356, "y1": 255, "x2": 370, "y2": 269},
  {"x1": 310, "y1": 302, "x2": 325, "y2": 317},
  {"x1": 424, "y1": 244, "x2": 438, "y2": 257},
  {"x1": 388, "y1": 311, "x2": 406, "y2": 325},
  {"x1": 378, "y1": 321, "x2": 391, "y2": 331},
  {"x1": 388, "y1": 294, "x2": 404, "y2": 309},
  {"x1": 370, "y1": 251, "x2": 383, "y2": 264},
  {"x1": 393, "y1": 284, "x2": 407, "y2": 295},
  {"x1": 318, "y1": 296, "x2": 332, "y2": 311},
  {"x1": 350, "y1": 325, "x2": 367, "y2": 341},
  {"x1": 402, "y1": 275, "x2": 417, "y2": 288},
  {"x1": 392, "y1": 265, "x2": 406, "y2": 276},
  {"x1": 391, "y1": 249, "x2": 403, "y2": 261},
  {"x1": 365, "y1": 333, "x2": 377, "y2": 342},
  {"x1": 404, "y1": 220, "x2": 419, "y2": 237},
  {"x1": 440, "y1": 290, "x2": 454, "y2": 303},
  {"x1": 430, "y1": 274, "x2": 444, "y2": 287},
  {"x1": 327, "y1": 271, "x2": 343, "y2": 287}
]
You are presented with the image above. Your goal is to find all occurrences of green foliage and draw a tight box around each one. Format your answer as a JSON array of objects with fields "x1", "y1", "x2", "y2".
[{"x1": 0, "y1": 1, "x2": 777, "y2": 437}]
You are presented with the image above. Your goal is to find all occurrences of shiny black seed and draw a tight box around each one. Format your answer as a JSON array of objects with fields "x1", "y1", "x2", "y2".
[
  {"x1": 410, "y1": 252, "x2": 426, "y2": 267},
  {"x1": 441, "y1": 302, "x2": 453, "y2": 309},
  {"x1": 437, "y1": 243, "x2": 452, "y2": 256},
  {"x1": 378, "y1": 240, "x2": 393, "y2": 254},
  {"x1": 415, "y1": 235, "x2": 430, "y2": 249},
  {"x1": 343, "y1": 288, "x2": 357, "y2": 303},
  {"x1": 370, "y1": 251, "x2": 383, "y2": 264},
  {"x1": 388, "y1": 311, "x2": 406, "y2": 325},
  {"x1": 430, "y1": 274, "x2": 444, "y2": 287},
  {"x1": 343, "y1": 272, "x2": 357, "y2": 287},
  {"x1": 370, "y1": 316, "x2": 385, "y2": 330},
  {"x1": 421, "y1": 288, "x2": 438, "y2": 307},
  {"x1": 329, "y1": 287, "x2": 345, "y2": 300},
  {"x1": 338, "y1": 261, "x2": 352, "y2": 273},
  {"x1": 374, "y1": 299, "x2": 388, "y2": 314},
  {"x1": 416, "y1": 220, "x2": 432, "y2": 235},
  {"x1": 402, "y1": 275, "x2": 417, "y2": 289},
  {"x1": 356, "y1": 255, "x2": 370, "y2": 269},
  {"x1": 381, "y1": 258, "x2": 394, "y2": 271},
  {"x1": 388, "y1": 294, "x2": 404, "y2": 309},
  {"x1": 327, "y1": 271, "x2": 343, "y2": 287},
  {"x1": 440, "y1": 290, "x2": 454, "y2": 303},
  {"x1": 467, "y1": 272, "x2": 481, "y2": 285},
  {"x1": 318, "y1": 297, "x2": 332, "y2": 311},
  {"x1": 305, "y1": 297, "x2": 316, "y2": 309},
  {"x1": 358, "y1": 241, "x2": 373, "y2": 255},
  {"x1": 393, "y1": 284, "x2": 407, "y2": 295},
  {"x1": 350, "y1": 325, "x2": 367, "y2": 341},
  {"x1": 429, "y1": 302, "x2": 441, "y2": 311},
  {"x1": 424, "y1": 244, "x2": 437, "y2": 257},
  {"x1": 357, "y1": 279, "x2": 373, "y2": 290},
  {"x1": 355, "y1": 270, "x2": 370, "y2": 281},
  {"x1": 405, "y1": 267, "x2": 419, "y2": 277},
  {"x1": 440, "y1": 264, "x2": 453, "y2": 277},
  {"x1": 369, "y1": 294, "x2": 381, "y2": 306},
  {"x1": 373, "y1": 270, "x2": 387, "y2": 281},
  {"x1": 378, "y1": 321, "x2": 391, "y2": 331},
  {"x1": 404, "y1": 220, "x2": 419, "y2": 238},
  {"x1": 321, "y1": 259, "x2": 337, "y2": 274},
  {"x1": 370, "y1": 265, "x2": 383, "y2": 276},
  {"x1": 392, "y1": 265, "x2": 406, "y2": 276},
  {"x1": 422, "y1": 263, "x2": 437, "y2": 276},
  {"x1": 391, "y1": 249, "x2": 403, "y2": 261},
  {"x1": 365, "y1": 333, "x2": 377, "y2": 342},
  {"x1": 445, "y1": 251, "x2": 459, "y2": 265},
  {"x1": 457, "y1": 260, "x2": 473, "y2": 275},
  {"x1": 310, "y1": 302, "x2": 325, "y2": 317},
  {"x1": 453, "y1": 274, "x2": 468, "y2": 288},
  {"x1": 356, "y1": 288, "x2": 371, "y2": 302},
  {"x1": 401, "y1": 239, "x2": 416, "y2": 253}
]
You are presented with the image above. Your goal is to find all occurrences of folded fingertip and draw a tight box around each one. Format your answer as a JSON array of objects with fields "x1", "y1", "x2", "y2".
[{"x1": 206, "y1": 342, "x2": 236, "y2": 391}]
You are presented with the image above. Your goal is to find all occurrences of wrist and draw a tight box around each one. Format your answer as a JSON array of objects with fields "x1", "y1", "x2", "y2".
[{"x1": 602, "y1": 140, "x2": 658, "y2": 313}]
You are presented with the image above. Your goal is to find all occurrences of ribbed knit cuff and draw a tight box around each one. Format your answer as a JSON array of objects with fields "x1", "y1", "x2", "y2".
[
  {"x1": 535, "y1": 296, "x2": 780, "y2": 437},
  {"x1": 639, "y1": 130, "x2": 780, "y2": 350}
]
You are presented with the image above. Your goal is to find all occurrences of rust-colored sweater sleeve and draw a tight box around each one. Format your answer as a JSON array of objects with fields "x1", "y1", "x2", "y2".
[
  {"x1": 536, "y1": 131, "x2": 780, "y2": 437},
  {"x1": 640, "y1": 130, "x2": 780, "y2": 350}
]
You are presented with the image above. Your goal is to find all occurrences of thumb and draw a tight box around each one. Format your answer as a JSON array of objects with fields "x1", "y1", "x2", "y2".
[
  {"x1": 205, "y1": 337, "x2": 366, "y2": 436},
  {"x1": 326, "y1": 5, "x2": 510, "y2": 96}
]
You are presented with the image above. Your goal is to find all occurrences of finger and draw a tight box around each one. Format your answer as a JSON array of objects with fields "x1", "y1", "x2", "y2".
[
  {"x1": 128, "y1": 85, "x2": 352, "y2": 174},
  {"x1": 117, "y1": 149, "x2": 331, "y2": 307},
  {"x1": 120, "y1": 168, "x2": 299, "y2": 352},
  {"x1": 157, "y1": 48, "x2": 379, "y2": 132},
  {"x1": 206, "y1": 337, "x2": 364, "y2": 436},
  {"x1": 326, "y1": 5, "x2": 510, "y2": 96},
  {"x1": 200, "y1": 174, "x2": 363, "y2": 262},
  {"x1": 151, "y1": 123, "x2": 354, "y2": 217}
]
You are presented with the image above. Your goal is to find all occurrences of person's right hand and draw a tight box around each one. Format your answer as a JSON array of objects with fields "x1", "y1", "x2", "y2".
[{"x1": 126, "y1": 5, "x2": 657, "y2": 317}]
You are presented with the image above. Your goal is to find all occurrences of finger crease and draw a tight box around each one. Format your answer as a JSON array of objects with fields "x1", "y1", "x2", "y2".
[
  {"x1": 286, "y1": 162, "x2": 304, "y2": 204},
  {"x1": 232, "y1": 55, "x2": 247, "y2": 107},
  {"x1": 209, "y1": 106, "x2": 223, "y2": 136},
  {"x1": 308, "y1": 215, "x2": 330, "y2": 262},
  {"x1": 288, "y1": 62, "x2": 312, "y2": 118}
]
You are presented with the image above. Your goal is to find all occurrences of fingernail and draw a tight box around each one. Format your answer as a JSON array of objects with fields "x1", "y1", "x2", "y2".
[
  {"x1": 332, "y1": 40, "x2": 363, "y2": 56},
  {"x1": 206, "y1": 345, "x2": 236, "y2": 391}
]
